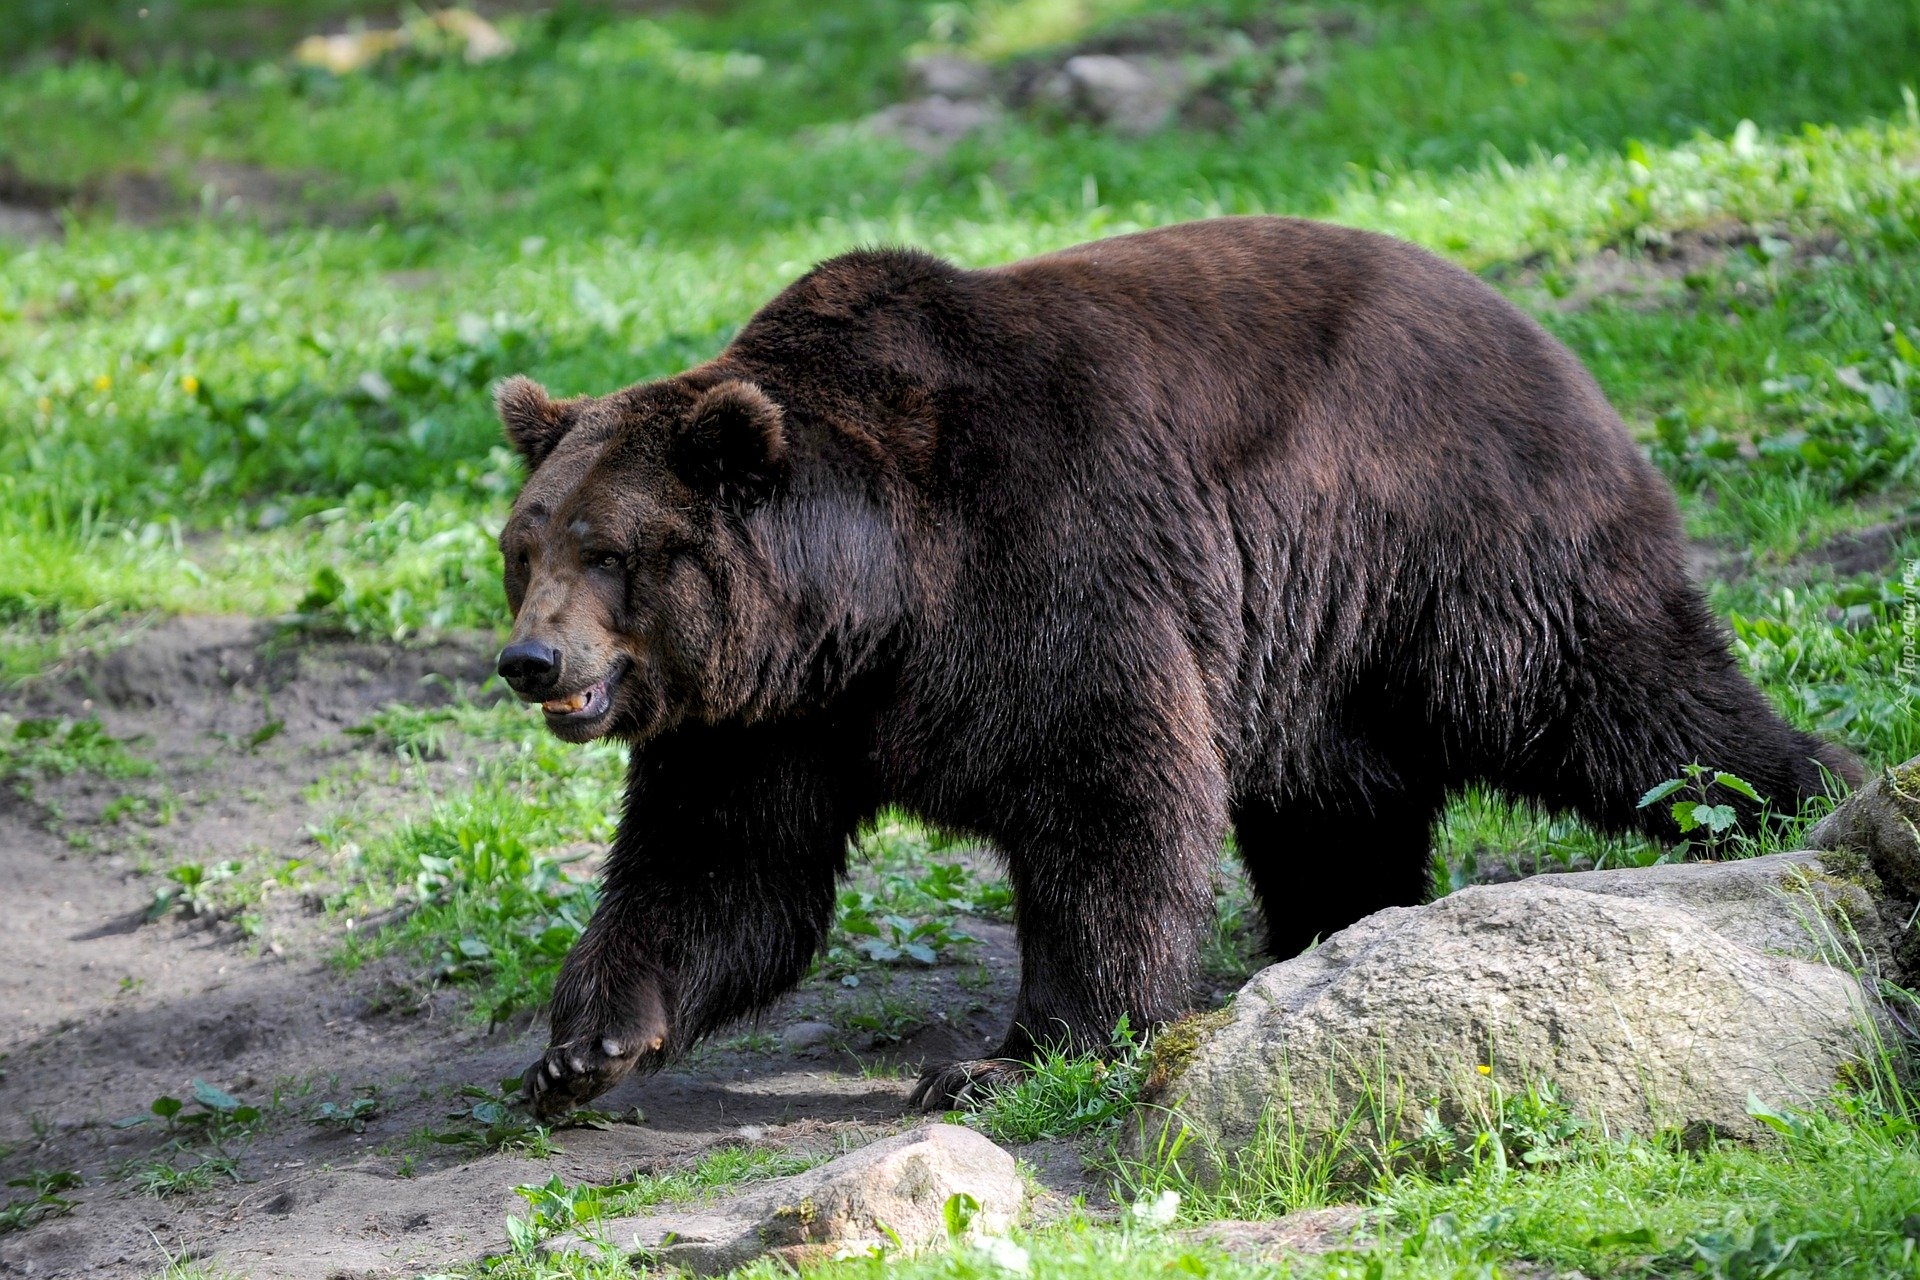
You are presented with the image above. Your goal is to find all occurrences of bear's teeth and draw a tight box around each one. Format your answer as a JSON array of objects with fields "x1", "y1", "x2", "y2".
[{"x1": 544, "y1": 691, "x2": 588, "y2": 714}]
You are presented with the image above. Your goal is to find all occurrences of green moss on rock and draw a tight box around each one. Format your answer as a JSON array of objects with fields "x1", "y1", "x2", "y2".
[{"x1": 1144, "y1": 1008, "x2": 1233, "y2": 1095}]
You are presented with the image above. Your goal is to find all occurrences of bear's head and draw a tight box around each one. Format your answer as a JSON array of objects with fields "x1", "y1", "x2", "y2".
[{"x1": 491, "y1": 369, "x2": 911, "y2": 744}]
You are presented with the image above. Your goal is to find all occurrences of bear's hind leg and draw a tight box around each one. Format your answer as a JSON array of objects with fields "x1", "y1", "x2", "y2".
[
  {"x1": 1512, "y1": 585, "x2": 1857, "y2": 840},
  {"x1": 1234, "y1": 787, "x2": 1442, "y2": 960}
]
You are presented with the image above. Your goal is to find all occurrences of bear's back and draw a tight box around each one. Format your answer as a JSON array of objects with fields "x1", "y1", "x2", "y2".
[{"x1": 954, "y1": 217, "x2": 1652, "y2": 535}]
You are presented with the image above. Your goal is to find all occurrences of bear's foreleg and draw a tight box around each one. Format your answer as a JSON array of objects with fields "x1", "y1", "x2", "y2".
[{"x1": 523, "y1": 722, "x2": 868, "y2": 1118}]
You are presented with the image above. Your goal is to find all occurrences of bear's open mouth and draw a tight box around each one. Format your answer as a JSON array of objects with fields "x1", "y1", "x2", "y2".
[{"x1": 541, "y1": 662, "x2": 624, "y2": 725}]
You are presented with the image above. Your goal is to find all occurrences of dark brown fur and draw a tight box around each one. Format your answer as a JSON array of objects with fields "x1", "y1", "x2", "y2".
[{"x1": 494, "y1": 216, "x2": 1856, "y2": 1115}]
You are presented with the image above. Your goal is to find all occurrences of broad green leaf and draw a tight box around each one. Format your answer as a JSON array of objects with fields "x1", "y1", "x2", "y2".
[
  {"x1": 192, "y1": 1080, "x2": 242, "y2": 1113},
  {"x1": 943, "y1": 1191, "x2": 980, "y2": 1239},
  {"x1": 1637, "y1": 778, "x2": 1686, "y2": 808}
]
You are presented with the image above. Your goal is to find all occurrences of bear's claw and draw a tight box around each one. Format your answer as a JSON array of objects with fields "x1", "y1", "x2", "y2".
[
  {"x1": 521, "y1": 1032, "x2": 655, "y2": 1119},
  {"x1": 907, "y1": 1058, "x2": 1027, "y2": 1111}
]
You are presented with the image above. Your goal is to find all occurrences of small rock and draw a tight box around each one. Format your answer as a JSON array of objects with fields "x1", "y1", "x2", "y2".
[
  {"x1": 1041, "y1": 54, "x2": 1184, "y2": 135},
  {"x1": 292, "y1": 8, "x2": 509, "y2": 76},
  {"x1": 1133, "y1": 851, "x2": 1878, "y2": 1180},
  {"x1": 0, "y1": 205, "x2": 60, "y2": 243},
  {"x1": 865, "y1": 96, "x2": 1001, "y2": 154},
  {"x1": 430, "y1": 8, "x2": 512, "y2": 63},
  {"x1": 1807, "y1": 755, "x2": 1920, "y2": 898},
  {"x1": 907, "y1": 53, "x2": 994, "y2": 100},
  {"x1": 547, "y1": 1125, "x2": 1023, "y2": 1275},
  {"x1": 1177, "y1": 1206, "x2": 1369, "y2": 1258},
  {"x1": 780, "y1": 1020, "x2": 838, "y2": 1053},
  {"x1": 294, "y1": 28, "x2": 406, "y2": 75}
]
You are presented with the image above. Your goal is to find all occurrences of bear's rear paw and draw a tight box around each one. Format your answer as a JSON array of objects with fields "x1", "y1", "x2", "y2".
[
  {"x1": 521, "y1": 1026, "x2": 663, "y2": 1120},
  {"x1": 907, "y1": 1058, "x2": 1027, "y2": 1111}
]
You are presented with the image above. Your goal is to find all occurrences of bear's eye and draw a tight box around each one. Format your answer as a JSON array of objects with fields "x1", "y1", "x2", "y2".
[{"x1": 585, "y1": 549, "x2": 623, "y2": 572}]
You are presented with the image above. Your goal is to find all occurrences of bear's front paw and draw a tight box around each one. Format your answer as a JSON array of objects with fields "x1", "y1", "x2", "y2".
[
  {"x1": 907, "y1": 1058, "x2": 1027, "y2": 1111},
  {"x1": 521, "y1": 1023, "x2": 666, "y2": 1120}
]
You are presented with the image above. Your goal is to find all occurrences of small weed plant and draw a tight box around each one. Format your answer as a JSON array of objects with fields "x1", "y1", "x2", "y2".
[
  {"x1": 422, "y1": 1080, "x2": 559, "y2": 1156},
  {"x1": 145, "y1": 860, "x2": 244, "y2": 921},
  {"x1": 113, "y1": 1080, "x2": 263, "y2": 1148},
  {"x1": 0, "y1": 1170, "x2": 82, "y2": 1234},
  {"x1": 1637, "y1": 763, "x2": 1839, "y2": 861},
  {"x1": 126, "y1": 1154, "x2": 242, "y2": 1199},
  {"x1": 310, "y1": 1094, "x2": 380, "y2": 1134},
  {"x1": 1414, "y1": 1077, "x2": 1597, "y2": 1178},
  {"x1": 107, "y1": 1081, "x2": 264, "y2": 1199},
  {"x1": 1638, "y1": 764, "x2": 1767, "y2": 857},
  {"x1": 836, "y1": 994, "x2": 926, "y2": 1046}
]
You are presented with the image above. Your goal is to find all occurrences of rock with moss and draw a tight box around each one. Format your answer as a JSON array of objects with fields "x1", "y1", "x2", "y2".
[
  {"x1": 1807, "y1": 756, "x2": 1920, "y2": 899},
  {"x1": 1130, "y1": 851, "x2": 1886, "y2": 1182}
]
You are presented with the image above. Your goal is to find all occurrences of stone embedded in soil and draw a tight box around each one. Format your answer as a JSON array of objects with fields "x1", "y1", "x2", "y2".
[
  {"x1": 1132, "y1": 851, "x2": 1880, "y2": 1179},
  {"x1": 545, "y1": 1124, "x2": 1023, "y2": 1275},
  {"x1": 780, "y1": 1020, "x2": 839, "y2": 1053},
  {"x1": 1807, "y1": 754, "x2": 1920, "y2": 899}
]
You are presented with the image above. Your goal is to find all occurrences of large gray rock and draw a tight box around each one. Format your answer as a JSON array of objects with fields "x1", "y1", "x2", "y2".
[
  {"x1": 547, "y1": 1125, "x2": 1022, "y2": 1274},
  {"x1": 1136, "y1": 852, "x2": 1878, "y2": 1179}
]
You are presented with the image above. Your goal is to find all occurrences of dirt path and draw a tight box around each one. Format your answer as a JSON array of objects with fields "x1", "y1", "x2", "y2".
[{"x1": 0, "y1": 619, "x2": 1033, "y2": 1279}]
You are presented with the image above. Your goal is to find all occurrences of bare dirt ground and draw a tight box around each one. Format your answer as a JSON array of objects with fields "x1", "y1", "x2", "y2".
[{"x1": 0, "y1": 618, "x2": 1042, "y2": 1279}]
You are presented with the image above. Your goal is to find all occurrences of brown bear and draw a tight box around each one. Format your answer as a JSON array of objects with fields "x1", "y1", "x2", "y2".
[{"x1": 493, "y1": 215, "x2": 1854, "y2": 1116}]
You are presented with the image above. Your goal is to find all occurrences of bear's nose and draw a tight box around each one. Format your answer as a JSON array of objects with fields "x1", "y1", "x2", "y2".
[{"x1": 498, "y1": 639, "x2": 559, "y2": 690}]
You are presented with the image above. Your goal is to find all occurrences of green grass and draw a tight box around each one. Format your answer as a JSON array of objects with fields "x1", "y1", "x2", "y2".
[
  {"x1": 123, "y1": 1152, "x2": 242, "y2": 1198},
  {"x1": 964, "y1": 1020, "x2": 1148, "y2": 1144},
  {"x1": 0, "y1": 714, "x2": 152, "y2": 785},
  {"x1": 0, "y1": 1170, "x2": 82, "y2": 1235},
  {"x1": 331, "y1": 698, "x2": 623, "y2": 1025},
  {"x1": 470, "y1": 1080, "x2": 1920, "y2": 1279},
  {"x1": 594, "y1": 1144, "x2": 831, "y2": 1215},
  {"x1": 503, "y1": 1145, "x2": 835, "y2": 1251},
  {"x1": 10, "y1": 0, "x2": 1920, "y2": 1273}
]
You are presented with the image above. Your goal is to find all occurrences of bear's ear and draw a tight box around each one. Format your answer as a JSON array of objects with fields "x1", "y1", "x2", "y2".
[
  {"x1": 496, "y1": 375, "x2": 578, "y2": 471},
  {"x1": 671, "y1": 380, "x2": 788, "y2": 510}
]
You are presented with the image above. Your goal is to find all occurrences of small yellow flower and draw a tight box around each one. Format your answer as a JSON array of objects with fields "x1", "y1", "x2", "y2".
[
  {"x1": 1476, "y1": 1064, "x2": 1493, "y2": 1076},
  {"x1": 181, "y1": 374, "x2": 200, "y2": 396},
  {"x1": 36, "y1": 396, "x2": 52, "y2": 413},
  {"x1": 93, "y1": 374, "x2": 111, "y2": 392}
]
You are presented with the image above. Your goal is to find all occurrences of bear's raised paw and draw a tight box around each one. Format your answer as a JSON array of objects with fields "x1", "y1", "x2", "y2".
[{"x1": 521, "y1": 1028, "x2": 663, "y2": 1119}]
